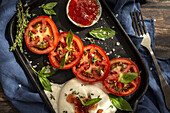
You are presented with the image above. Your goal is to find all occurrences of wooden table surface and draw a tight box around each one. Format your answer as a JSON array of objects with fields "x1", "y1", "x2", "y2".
[{"x1": 0, "y1": 0, "x2": 170, "y2": 113}]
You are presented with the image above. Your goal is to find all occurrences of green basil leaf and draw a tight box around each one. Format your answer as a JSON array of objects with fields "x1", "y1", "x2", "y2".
[
  {"x1": 43, "y1": 2, "x2": 58, "y2": 9},
  {"x1": 120, "y1": 72, "x2": 138, "y2": 84},
  {"x1": 66, "y1": 29, "x2": 73, "y2": 48},
  {"x1": 32, "y1": 66, "x2": 58, "y2": 92},
  {"x1": 109, "y1": 94, "x2": 133, "y2": 111},
  {"x1": 43, "y1": 9, "x2": 56, "y2": 15},
  {"x1": 38, "y1": 65, "x2": 58, "y2": 77},
  {"x1": 60, "y1": 51, "x2": 69, "y2": 69},
  {"x1": 78, "y1": 96, "x2": 102, "y2": 106},
  {"x1": 38, "y1": 76, "x2": 52, "y2": 92},
  {"x1": 40, "y1": 66, "x2": 47, "y2": 74},
  {"x1": 89, "y1": 28, "x2": 116, "y2": 39}
]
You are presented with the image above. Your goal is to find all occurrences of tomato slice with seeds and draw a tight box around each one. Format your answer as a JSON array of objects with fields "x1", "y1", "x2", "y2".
[
  {"x1": 103, "y1": 58, "x2": 141, "y2": 96},
  {"x1": 72, "y1": 45, "x2": 110, "y2": 83},
  {"x1": 49, "y1": 32, "x2": 84, "y2": 69},
  {"x1": 25, "y1": 16, "x2": 59, "y2": 54}
]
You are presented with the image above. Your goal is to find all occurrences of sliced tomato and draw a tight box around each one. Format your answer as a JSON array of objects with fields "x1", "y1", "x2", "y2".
[
  {"x1": 25, "y1": 16, "x2": 59, "y2": 54},
  {"x1": 103, "y1": 58, "x2": 141, "y2": 96},
  {"x1": 72, "y1": 45, "x2": 110, "y2": 83},
  {"x1": 49, "y1": 32, "x2": 84, "y2": 69}
]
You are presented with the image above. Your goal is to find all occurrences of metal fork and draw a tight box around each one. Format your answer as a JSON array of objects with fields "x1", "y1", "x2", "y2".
[{"x1": 131, "y1": 10, "x2": 170, "y2": 110}]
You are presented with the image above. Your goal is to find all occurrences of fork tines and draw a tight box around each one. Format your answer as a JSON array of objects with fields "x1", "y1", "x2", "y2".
[{"x1": 130, "y1": 10, "x2": 147, "y2": 37}]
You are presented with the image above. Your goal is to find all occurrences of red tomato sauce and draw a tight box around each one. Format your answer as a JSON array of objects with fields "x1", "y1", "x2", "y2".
[
  {"x1": 66, "y1": 94, "x2": 103, "y2": 113},
  {"x1": 68, "y1": 0, "x2": 99, "y2": 26}
]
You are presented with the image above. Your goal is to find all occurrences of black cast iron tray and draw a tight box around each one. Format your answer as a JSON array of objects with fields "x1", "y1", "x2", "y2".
[{"x1": 7, "y1": 0, "x2": 149, "y2": 113}]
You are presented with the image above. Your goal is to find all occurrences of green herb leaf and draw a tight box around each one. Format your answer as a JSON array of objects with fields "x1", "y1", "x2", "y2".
[
  {"x1": 120, "y1": 72, "x2": 138, "y2": 84},
  {"x1": 39, "y1": 2, "x2": 58, "y2": 16},
  {"x1": 109, "y1": 94, "x2": 133, "y2": 111},
  {"x1": 50, "y1": 94, "x2": 55, "y2": 100},
  {"x1": 42, "y1": 66, "x2": 58, "y2": 77},
  {"x1": 39, "y1": 66, "x2": 47, "y2": 74},
  {"x1": 60, "y1": 51, "x2": 69, "y2": 69},
  {"x1": 91, "y1": 57, "x2": 98, "y2": 64},
  {"x1": 43, "y1": 9, "x2": 56, "y2": 15},
  {"x1": 43, "y1": 2, "x2": 58, "y2": 9},
  {"x1": 66, "y1": 29, "x2": 73, "y2": 48},
  {"x1": 32, "y1": 66, "x2": 57, "y2": 92},
  {"x1": 78, "y1": 96, "x2": 102, "y2": 106},
  {"x1": 95, "y1": 69, "x2": 101, "y2": 73},
  {"x1": 89, "y1": 28, "x2": 116, "y2": 39},
  {"x1": 10, "y1": 1, "x2": 31, "y2": 53},
  {"x1": 38, "y1": 76, "x2": 52, "y2": 92}
]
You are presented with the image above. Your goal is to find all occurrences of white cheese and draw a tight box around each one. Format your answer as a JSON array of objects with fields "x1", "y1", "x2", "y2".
[
  {"x1": 58, "y1": 78, "x2": 117, "y2": 113},
  {"x1": 44, "y1": 83, "x2": 62, "y2": 113}
]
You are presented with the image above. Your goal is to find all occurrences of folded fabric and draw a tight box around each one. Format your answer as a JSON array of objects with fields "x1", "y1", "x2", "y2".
[
  {"x1": 0, "y1": 0, "x2": 169, "y2": 113},
  {"x1": 0, "y1": 0, "x2": 49, "y2": 113},
  {"x1": 105, "y1": 0, "x2": 170, "y2": 113}
]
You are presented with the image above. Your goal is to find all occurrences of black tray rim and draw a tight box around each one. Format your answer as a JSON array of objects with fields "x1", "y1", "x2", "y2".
[{"x1": 8, "y1": 0, "x2": 149, "y2": 113}]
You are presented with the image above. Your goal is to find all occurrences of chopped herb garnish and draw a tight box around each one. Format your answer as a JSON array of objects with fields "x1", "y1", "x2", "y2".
[
  {"x1": 63, "y1": 111, "x2": 67, "y2": 113},
  {"x1": 117, "y1": 88, "x2": 122, "y2": 92},
  {"x1": 50, "y1": 94, "x2": 55, "y2": 100},
  {"x1": 82, "y1": 37, "x2": 95, "y2": 44},
  {"x1": 91, "y1": 93, "x2": 94, "y2": 96},
  {"x1": 84, "y1": 50, "x2": 87, "y2": 54},
  {"x1": 95, "y1": 69, "x2": 101, "y2": 73},
  {"x1": 88, "y1": 62, "x2": 90, "y2": 65},
  {"x1": 91, "y1": 58, "x2": 98, "y2": 63},
  {"x1": 72, "y1": 91, "x2": 76, "y2": 95}
]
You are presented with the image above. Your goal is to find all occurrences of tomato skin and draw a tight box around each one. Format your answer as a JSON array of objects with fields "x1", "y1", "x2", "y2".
[
  {"x1": 25, "y1": 16, "x2": 59, "y2": 54},
  {"x1": 72, "y1": 45, "x2": 110, "y2": 83},
  {"x1": 103, "y1": 58, "x2": 141, "y2": 96},
  {"x1": 49, "y1": 32, "x2": 84, "y2": 69}
]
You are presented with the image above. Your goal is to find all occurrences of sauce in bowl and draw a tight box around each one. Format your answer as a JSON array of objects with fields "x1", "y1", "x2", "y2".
[{"x1": 67, "y1": 0, "x2": 102, "y2": 27}]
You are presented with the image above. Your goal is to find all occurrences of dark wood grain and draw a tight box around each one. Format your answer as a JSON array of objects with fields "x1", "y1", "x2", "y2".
[
  {"x1": 0, "y1": 0, "x2": 170, "y2": 113},
  {"x1": 0, "y1": 85, "x2": 20, "y2": 113},
  {"x1": 141, "y1": 0, "x2": 170, "y2": 58}
]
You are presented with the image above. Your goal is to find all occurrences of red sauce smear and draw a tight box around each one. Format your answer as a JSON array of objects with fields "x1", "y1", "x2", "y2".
[
  {"x1": 66, "y1": 94, "x2": 103, "y2": 113},
  {"x1": 68, "y1": 0, "x2": 99, "y2": 26}
]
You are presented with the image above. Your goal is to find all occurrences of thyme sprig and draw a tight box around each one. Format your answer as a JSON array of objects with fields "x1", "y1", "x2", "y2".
[{"x1": 10, "y1": 1, "x2": 31, "y2": 53}]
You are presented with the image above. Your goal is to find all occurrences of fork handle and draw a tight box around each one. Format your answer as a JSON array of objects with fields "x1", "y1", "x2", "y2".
[{"x1": 147, "y1": 47, "x2": 170, "y2": 110}]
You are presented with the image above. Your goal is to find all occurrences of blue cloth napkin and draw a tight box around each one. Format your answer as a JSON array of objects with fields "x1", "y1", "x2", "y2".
[{"x1": 0, "y1": 0, "x2": 169, "y2": 113}]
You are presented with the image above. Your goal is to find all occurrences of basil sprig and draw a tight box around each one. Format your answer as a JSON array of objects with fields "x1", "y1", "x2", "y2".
[
  {"x1": 120, "y1": 72, "x2": 138, "y2": 84},
  {"x1": 60, "y1": 51, "x2": 69, "y2": 69},
  {"x1": 89, "y1": 28, "x2": 116, "y2": 39},
  {"x1": 66, "y1": 29, "x2": 73, "y2": 48},
  {"x1": 32, "y1": 66, "x2": 57, "y2": 92},
  {"x1": 60, "y1": 30, "x2": 74, "y2": 69},
  {"x1": 109, "y1": 94, "x2": 133, "y2": 111},
  {"x1": 39, "y1": 2, "x2": 58, "y2": 16},
  {"x1": 78, "y1": 96, "x2": 102, "y2": 106}
]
